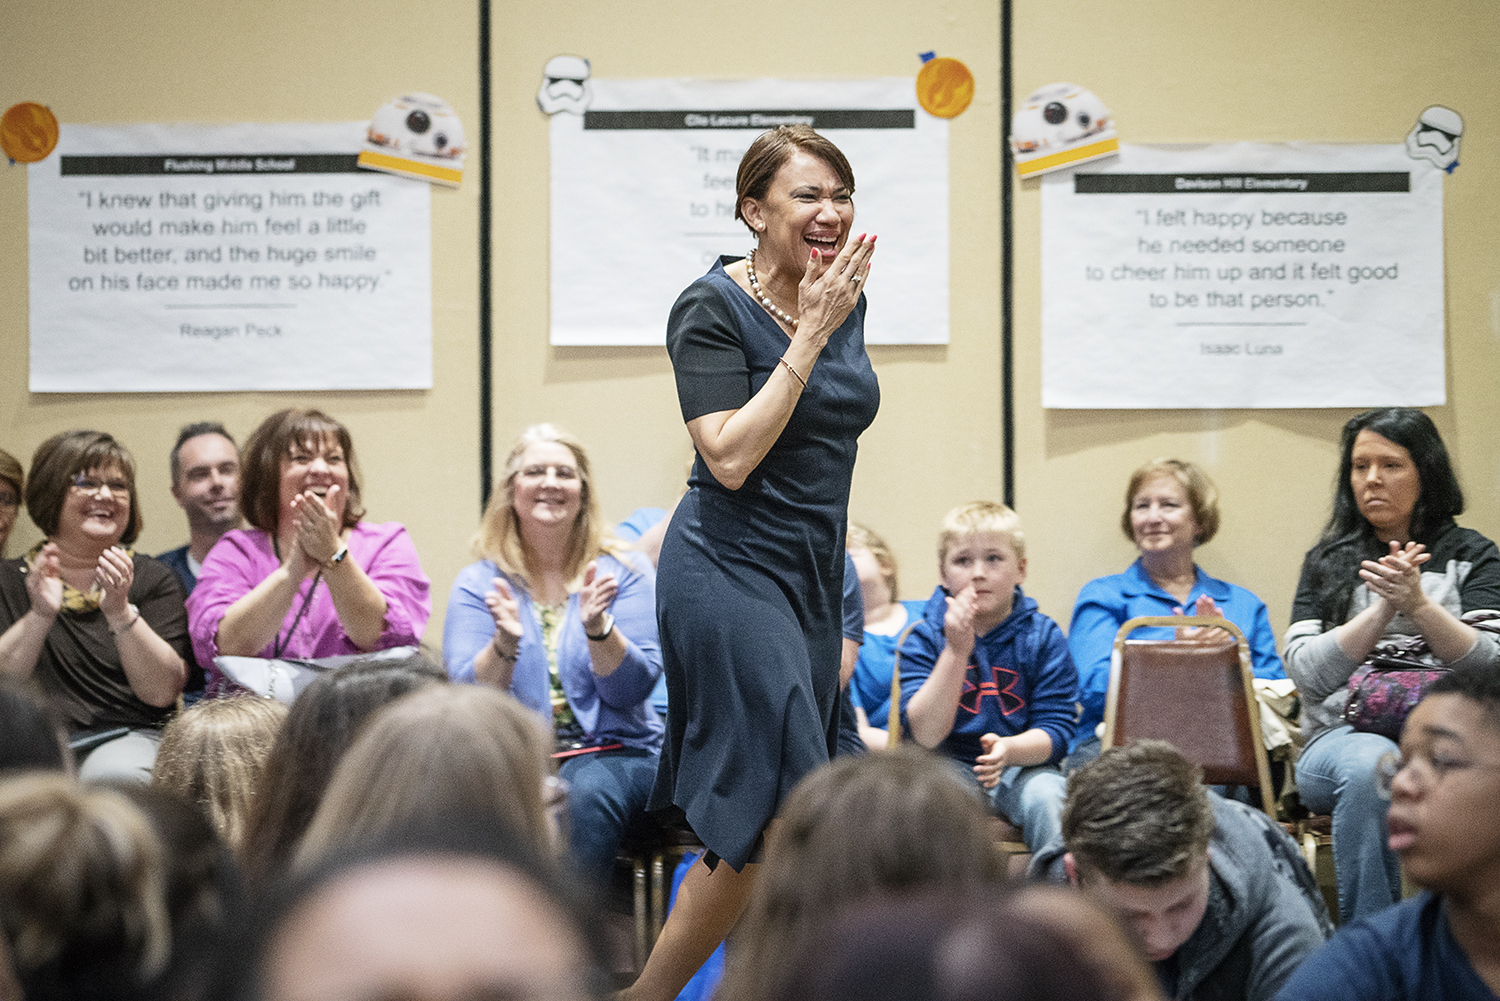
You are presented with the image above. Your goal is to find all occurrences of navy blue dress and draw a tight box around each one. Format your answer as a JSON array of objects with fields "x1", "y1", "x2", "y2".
[{"x1": 651, "y1": 257, "x2": 879, "y2": 869}]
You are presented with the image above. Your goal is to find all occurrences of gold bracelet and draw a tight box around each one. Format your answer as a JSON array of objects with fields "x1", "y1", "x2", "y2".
[{"x1": 779, "y1": 356, "x2": 807, "y2": 389}]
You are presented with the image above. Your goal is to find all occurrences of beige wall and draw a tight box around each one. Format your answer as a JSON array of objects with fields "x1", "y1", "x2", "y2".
[
  {"x1": 1013, "y1": 0, "x2": 1500, "y2": 633},
  {"x1": 3, "y1": 0, "x2": 1496, "y2": 652}
]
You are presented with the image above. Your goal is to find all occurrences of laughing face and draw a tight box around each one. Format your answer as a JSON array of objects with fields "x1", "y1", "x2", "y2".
[
  {"x1": 510, "y1": 441, "x2": 583, "y2": 536},
  {"x1": 742, "y1": 149, "x2": 853, "y2": 274},
  {"x1": 57, "y1": 462, "x2": 132, "y2": 549},
  {"x1": 278, "y1": 432, "x2": 349, "y2": 531}
]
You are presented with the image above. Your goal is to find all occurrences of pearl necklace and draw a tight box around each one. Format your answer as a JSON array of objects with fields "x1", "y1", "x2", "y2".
[{"x1": 746, "y1": 249, "x2": 798, "y2": 327}]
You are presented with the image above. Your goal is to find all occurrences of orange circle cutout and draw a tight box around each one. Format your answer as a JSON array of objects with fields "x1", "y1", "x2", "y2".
[
  {"x1": 917, "y1": 58, "x2": 975, "y2": 119},
  {"x1": 0, "y1": 103, "x2": 60, "y2": 163}
]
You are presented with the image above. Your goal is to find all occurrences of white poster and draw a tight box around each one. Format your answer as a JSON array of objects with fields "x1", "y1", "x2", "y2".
[
  {"x1": 28, "y1": 123, "x2": 431, "y2": 392},
  {"x1": 1041, "y1": 143, "x2": 1444, "y2": 409},
  {"x1": 549, "y1": 78, "x2": 948, "y2": 346}
]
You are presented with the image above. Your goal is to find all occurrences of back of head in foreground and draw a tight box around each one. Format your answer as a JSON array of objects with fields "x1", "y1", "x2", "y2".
[
  {"x1": 213, "y1": 811, "x2": 609, "y2": 1001},
  {"x1": 0, "y1": 678, "x2": 69, "y2": 774},
  {"x1": 0, "y1": 772, "x2": 173, "y2": 1001},
  {"x1": 770, "y1": 883, "x2": 1164, "y2": 1001},
  {"x1": 236, "y1": 653, "x2": 447, "y2": 884},
  {"x1": 718, "y1": 745, "x2": 1006, "y2": 1001},
  {"x1": 152, "y1": 694, "x2": 289, "y2": 852},
  {"x1": 1060, "y1": 739, "x2": 1214, "y2": 889},
  {"x1": 295, "y1": 682, "x2": 554, "y2": 868}
]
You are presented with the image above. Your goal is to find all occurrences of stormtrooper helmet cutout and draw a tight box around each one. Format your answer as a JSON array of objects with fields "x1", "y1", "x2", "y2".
[
  {"x1": 1011, "y1": 82, "x2": 1119, "y2": 178},
  {"x1": 1406, "y1": 106, "x2": 1463, "y2": 173},
  {"x1": 538, "y1": 55, "x2": 593, "y2": 116}
]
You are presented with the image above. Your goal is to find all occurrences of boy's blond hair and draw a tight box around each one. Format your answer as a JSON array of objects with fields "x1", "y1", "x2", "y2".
[{"x1": 937, "y1": 501, "x2": 1026, "y2": 566}]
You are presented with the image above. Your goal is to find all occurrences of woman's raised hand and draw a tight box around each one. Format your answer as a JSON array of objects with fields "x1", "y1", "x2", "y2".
[
  {"x1": 290, "y1": 485, "x2": 344, "y2": 570},
  {"x1": 578, "y1": 560, "x2": 618, "y2": 636},
  {"x1": 485, "y1": 577, "x2": 524, "y2": 652},
  {"x1": 1361, "y1": 541, "x2": 1431, "y2": 614},
  {"x1": 1174, "y1": 594, "x2": 1231, "y2": 643},
  {"x1": 942, "y1": 584, "x2": 978, "y2": 658},
  {"x1": 94, "y1": 545, "x2": 134, "y2": 619},
  {"x1": 794, "y1": 234, "x2": 876, "y2": 341},
  {"x1": 26, "y1": 542, "x2": 63, "y2": 619}
]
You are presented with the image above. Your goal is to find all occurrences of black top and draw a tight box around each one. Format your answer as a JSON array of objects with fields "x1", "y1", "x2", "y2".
[
  {"x1": 651, "y1": 257, "x2": 879, "y2": 869},
  {"x1": 0, "y1": 553, "x2": 191, "y2": 731}
]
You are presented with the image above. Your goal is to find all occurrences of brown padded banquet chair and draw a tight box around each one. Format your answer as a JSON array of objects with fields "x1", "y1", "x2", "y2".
[{"x1": 1104, "y1": 616, "x2": 1277, "y2": 817}]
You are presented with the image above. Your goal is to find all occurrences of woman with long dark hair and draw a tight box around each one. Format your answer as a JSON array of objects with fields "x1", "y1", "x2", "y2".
[{"x1": 1285, "y1": 408, "x2": 1500, "y2": 923}]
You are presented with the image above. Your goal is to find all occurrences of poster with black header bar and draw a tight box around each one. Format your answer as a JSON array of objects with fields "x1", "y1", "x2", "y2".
[
  {"x1": 1041, "y1": 143, "x2": 1442, "y2": 408},
  {"x1": 549, "y1": 78, "x2": 948, "y2": 345},
  {"x1": 28, "y1": 123, "x2": 430, "y2": 392}
]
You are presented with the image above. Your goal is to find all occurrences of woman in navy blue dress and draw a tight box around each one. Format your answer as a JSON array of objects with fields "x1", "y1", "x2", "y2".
[{"x1": 625, "y1": 126, "x2": 879, "y2": 1001}]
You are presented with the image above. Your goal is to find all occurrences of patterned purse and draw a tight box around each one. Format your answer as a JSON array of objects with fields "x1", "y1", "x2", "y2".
[
  {"x1": 1342, "y1": 656, "x2": 1448, "y2": 742},
  {"x1": 1343, "y1": 611, "x2": 1500, "y2": 741}
]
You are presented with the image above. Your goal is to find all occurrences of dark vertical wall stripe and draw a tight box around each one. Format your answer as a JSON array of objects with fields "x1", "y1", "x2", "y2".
[
  {"x1": 478, "y1": 0, "x2": 494, "y2": 511},
  {"x1": 1000, "y1": 0, "x2": 1015, "y2": 509}
]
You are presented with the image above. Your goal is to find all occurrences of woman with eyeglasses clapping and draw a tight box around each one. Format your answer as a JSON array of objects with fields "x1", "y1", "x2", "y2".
[
  {"x1": 444, "y1": 423, "x2": 663, "y2": 885},
  {"x1": 0, "y1": 431, "x2": 190, "y2": 781}
]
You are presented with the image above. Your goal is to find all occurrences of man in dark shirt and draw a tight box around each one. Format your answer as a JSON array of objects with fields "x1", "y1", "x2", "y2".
[
  {"x1": 155, "y1": 422, "x2": 241, "y2": 595},
  {"x1": 156, "y1": 422, "x2": 241, "y2": 699}
]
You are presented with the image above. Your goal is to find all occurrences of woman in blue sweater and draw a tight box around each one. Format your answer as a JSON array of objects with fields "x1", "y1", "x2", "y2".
[
  {"x1": 1068, "y1": 459, "x2": 1284, "y2": 767},
  {"x1": 444, "y1": 424, "x2": 662, "y2": 881}
]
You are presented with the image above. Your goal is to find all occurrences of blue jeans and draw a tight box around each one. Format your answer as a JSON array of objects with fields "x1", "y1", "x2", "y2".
[
  {"x1": 558, "y1": 746, "x2": 659, "y2": 882},
  {"x1": 989, "y1": 763, "x2": 1068, "y2": 853},
  {"x1": 947, "y1": 757, "x2": 1066, "y2": 853},
  {"x1": 1296, "y1": 725, "x2": 1401, "y2": 923}
]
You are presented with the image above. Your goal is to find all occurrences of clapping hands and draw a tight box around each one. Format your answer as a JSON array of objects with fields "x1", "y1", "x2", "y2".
[
  {"x1": 287, "y1": 485, "x2": 344, "y2": 574},
  {"x1": 25, "y1": 542, "x2": 63, "y2": 619},
  {"x1": 1360, "y1": 541, "x2": 1431, "y2": 614},
  {"x1": 485, "y1": 577, "x2": 524, "y2": 659},
  {"x1": 1174, "y1": 594, "x2": 1232, "y2": 643}
]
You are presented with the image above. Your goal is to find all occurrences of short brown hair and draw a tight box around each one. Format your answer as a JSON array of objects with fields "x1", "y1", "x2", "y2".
[
  {"x1": 735, "y1": 125, "x2": 855, "y2": 232},
  {"x1": 1062, "y1": 740, "x2": 1214, "y2": 887},
  {"x1": 238, "y1": 409, "x2": 364, "y2": 533},
  {"x1": 152, "y1": 695, "x2": 289, "y2": 852},
  {"x1": 1121, "y1": 459, "x2": 1220, "y2": 546},
  {"x1": 26, "y1": 430, "x2": 143, "y2": 545},
  {"x1": 938, "y1": 501, "x2": 1026, "y2": 565}
]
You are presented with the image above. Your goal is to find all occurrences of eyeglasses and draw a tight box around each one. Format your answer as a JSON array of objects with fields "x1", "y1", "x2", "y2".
[
  {"x1": 71, "y1": 474, "x2": 131, "y2": 499},
  {"x1": 1375, "y1": 749, "x2": 1500, "y2": 800},
  {"x1": 517, "y1": 464, "x2": 578, "y2": 481}
]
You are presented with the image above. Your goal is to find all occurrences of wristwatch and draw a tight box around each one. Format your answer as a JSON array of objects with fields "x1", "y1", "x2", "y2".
[
  {"x1": 323, "y1": 544, "x2": 349, "y2": 569},
  {"x1": 585, "y1": 613, "x2": 615, "y2": 642}
]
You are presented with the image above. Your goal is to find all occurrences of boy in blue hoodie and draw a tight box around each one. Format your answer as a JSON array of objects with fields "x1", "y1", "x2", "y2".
[{"x1": 900, "y1": 501, "x2": 1078, "y2": 852}]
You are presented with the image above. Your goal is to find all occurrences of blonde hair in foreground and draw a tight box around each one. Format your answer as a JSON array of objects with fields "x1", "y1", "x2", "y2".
[
  {"x1": 294, "y1": 684, "x2": 554, "y2": 868},
  {"x1": 0, "y1": 773, "x2": 172, "y2": 982},
  {"x1": 152, "y1": 695, "x2": 289, "y2": 852}
]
